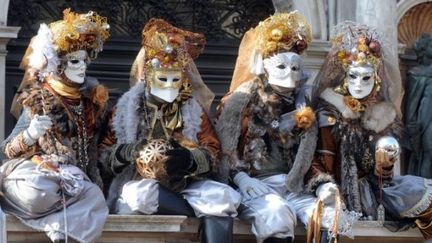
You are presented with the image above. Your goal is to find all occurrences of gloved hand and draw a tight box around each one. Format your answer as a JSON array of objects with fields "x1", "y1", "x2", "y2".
[
  {"x1": 23, "y1": 115, "x2": 53, "y2": 145},
  {"x1": 315, "y1": 182, "x2": 338, "y2": 205},
  {"x1": 165, "y1": 147, "x2": 195, "y2": 179},
  {"x1": 233, "y1": 172, "x2": 270, "y2": 200},
  {"x1": 375, "y1": 148, "x2": 396, "y2": 177},
  {"x1": 115, "y1": 138, "x2": 147, "y2": 165}
]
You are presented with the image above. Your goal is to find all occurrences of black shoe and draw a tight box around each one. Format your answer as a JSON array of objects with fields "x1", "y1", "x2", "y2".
[
  {"x1": 263, "y1": 237, "x2": 293, "y2": 243},
  {"x1": 200, "y1": 216, "x2": 233, "y2": 243},
  {"x1": 156, "y1": 183, "x2": 195, "y2": 216}
]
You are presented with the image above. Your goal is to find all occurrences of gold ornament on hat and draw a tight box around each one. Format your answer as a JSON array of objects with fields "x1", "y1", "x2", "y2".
[
  {"x1": 141, "y1": 18, "x2": 206, "y2": 95},
  {"x1": 332, "y1": 29, "x2": 383, "y2": 101},
  {"x1": 255, "y1": 11, "x2": 312, "y2": 58},
  {"x1": 49, "y1": 8, "x2": 110, "y2": 59},
  {"x1": 332, "y1": 34, "x2": 381, "y2": 71}
]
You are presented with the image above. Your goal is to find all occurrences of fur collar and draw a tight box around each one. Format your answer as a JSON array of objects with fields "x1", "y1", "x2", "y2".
[
  {"x1": 216, "y1": 79, "x2": 317, "y2": 192},
  {"x1": 320, "y1": 88, "x2": 360, "y2": 119},
  {"x1": 320, "y1": 88, "x2": 396, "y2": 133},
  {"x1": 112, "y1": 82, "x2": 203, "y2": 144}
]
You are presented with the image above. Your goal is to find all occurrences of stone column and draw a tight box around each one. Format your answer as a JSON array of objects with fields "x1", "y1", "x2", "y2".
[
  {"x1": 0, "y1": 1, "x2": 20, "y2": 241},
  {"x1": 0, "y1": 27, "x2": 20, "y2": 141},
  {"x1": 0, "y1": 0, "x2": 20, "y2": 141}
]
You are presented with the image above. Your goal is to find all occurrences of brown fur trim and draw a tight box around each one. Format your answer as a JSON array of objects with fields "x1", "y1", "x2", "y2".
[
  {"x1": 285, "y1": 123, "x2": 319, "y2": 193},
  {"x1": 90, "y1": 84, "x2": 109, "y2": 116},
  {"x1": 305, "y1": 172, "x2": 335, "y2": 194},
  {"x1": 215, "y1": 81, "x2": 257, "y2": 183},
  {"x1": 361, "y1": 102, "x2": 396, "y2": 133}
]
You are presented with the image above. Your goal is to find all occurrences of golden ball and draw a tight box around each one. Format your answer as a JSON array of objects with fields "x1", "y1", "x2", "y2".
[{"x1": 271, "y1": 29, "x2": 283, "y2": 41}]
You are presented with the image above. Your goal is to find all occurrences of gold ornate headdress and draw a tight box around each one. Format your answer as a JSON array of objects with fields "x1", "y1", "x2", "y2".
[
  {"x1": 332, "y1": 34, "x2": 381, "y2": 71},
  {"x1": 255, "y1": 11, "x2": 312, "y2": 58},
  {"x1": 330, "y1": 22, "x2": 383, "y2": 107},
  {"x1": 11, "y1": 9, "x2": 110, "y2": 118},
  {"x1": 134, "y1": 18, "x2": 206, "y2": 96},
  {"x1": 49, "y1": 9, "x2": 110, "y2": 59},
  {"x1": 142, "y1": 18, "x2": 206, "y2": 73},
  {"x1": 129, "y1": 19, "x2": 214, "y2": 112}
]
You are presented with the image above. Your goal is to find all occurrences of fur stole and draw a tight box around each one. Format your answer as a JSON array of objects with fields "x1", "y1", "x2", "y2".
[
  {"x1": 215, "y1": 80, "x2": 256, "y2": 183},
  {"x1": 17, "y1": 82, "x2": 107, "y2": 188},
  {"x1": 319, "y1": 88, "x2": 400, "y2": 212},
  {"x1": 108, "y1": 83, "x2": 205, "y2": 209},
  {"x1": 320, "y1": 88, "x2": 396, "y2": 133},
  {"x1": 216, "y1": 79, "x2": 317, "y2": 192},
  {"x1": 112, "y1": 82, "x2": 203, "y2": 144}
]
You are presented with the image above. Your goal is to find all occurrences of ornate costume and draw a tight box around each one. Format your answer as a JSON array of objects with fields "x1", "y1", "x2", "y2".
[
  {"x1": 216, "y1": 12, "x2": 354, "y2": 243},
  {"x1": 0, "y1": 9, "x2": 110, "y2": 242},
  {"x1": 307, "y1": 21, "x2": 432, "y2": 238},
  {"x1": 100, "y1": 19, "x2": 240, "y2": 243},
  {"x1": 405, "y1": 33, "x2": 432, "y2": 178}
]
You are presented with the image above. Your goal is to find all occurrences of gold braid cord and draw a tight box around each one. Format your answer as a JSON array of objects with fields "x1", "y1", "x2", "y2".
[
  {"x1": 307, "y1": 193, "x2": 342, "y2": 243},
  {"x1": 307, "y1": 199, "x2": 324, "y2": 243},
  {"x1": 332, "y1": 191, "x2": 342, "y2": 243}
]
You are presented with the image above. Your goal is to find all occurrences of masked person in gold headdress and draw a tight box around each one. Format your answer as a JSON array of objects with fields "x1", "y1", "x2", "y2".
[
  {"x1": 307, "y1": 21, "x2": 432, "y2": 239},
  {"x1": 0, "y1": 9, "x2": 110, "y2": 243},
  {"x1": 99, "y1": 19, "x2": 241, "y2": 243},
  {"x1": 215, "y1": 12, "x2": 358, "y2": 243}
]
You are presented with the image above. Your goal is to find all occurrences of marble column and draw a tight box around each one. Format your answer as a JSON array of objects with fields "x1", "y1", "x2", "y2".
[
  {"x1": 0, "y1": 0, "x2": 20, "y2": 141},
  {"x1": 0, "y1": 2, "x2": 19, "y2": 242},
  {"x1": 0, "y1": 27, "x2": 20, "y2": 142}
]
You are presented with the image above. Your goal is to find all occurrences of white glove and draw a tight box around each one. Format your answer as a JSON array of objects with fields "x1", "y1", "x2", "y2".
[
  {"x1": 23, "y1": 115, "x2": 53, "y2": 145},
  {"x1": 233, "y1": 172, "x2": 270, "y2": 200},
  {"x1": 316, "y1": 182, "x2": 338, "y2": 205}
]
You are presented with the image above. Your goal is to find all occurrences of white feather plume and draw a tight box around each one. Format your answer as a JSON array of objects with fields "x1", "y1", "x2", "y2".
[{"x1": 28, "y1": 24, "x2": 59, "y2": 77}]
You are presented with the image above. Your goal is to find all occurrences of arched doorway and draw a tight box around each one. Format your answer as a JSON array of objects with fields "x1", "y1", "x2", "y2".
[{"x1": 398, "y1": 1, "x2": 432, "y2": 49}]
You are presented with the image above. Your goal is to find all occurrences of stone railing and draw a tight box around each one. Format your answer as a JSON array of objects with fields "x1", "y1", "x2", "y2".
[{"x1": 3, "y1": 214, "x2": 424, "y2": 243}]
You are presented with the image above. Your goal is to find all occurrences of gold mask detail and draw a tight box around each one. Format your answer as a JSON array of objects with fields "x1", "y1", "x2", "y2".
[{"x1": 150, "y1": 68, "x2": 184, "y2": 89}]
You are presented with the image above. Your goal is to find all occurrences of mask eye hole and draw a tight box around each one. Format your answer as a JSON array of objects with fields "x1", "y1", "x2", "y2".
[
  {"x1": 158, "y1": 77, "x2": 168, "y2": 82},
  {"x1": 291, "y1": 66, "x2": 299, "y2": 71},
  {"x1": 362, "y1": 76, "x2": 371, "y2": 81},
  {"x1": 70, "y1": 60, "x2": 79, "y2": 64},
  {"x1": 276, "y1": 64, "x2": 286, "y2": 69},
  {"x1": 349, "y1": 74, "x2": 357, "y2": 79}
]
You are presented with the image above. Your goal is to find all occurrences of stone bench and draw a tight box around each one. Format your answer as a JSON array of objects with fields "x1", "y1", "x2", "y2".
[{"x1": 2, "y1": 214, "x2": 425, "y2": 243}]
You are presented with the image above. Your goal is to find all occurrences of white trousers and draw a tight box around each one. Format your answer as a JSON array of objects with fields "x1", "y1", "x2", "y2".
[
  {"x1": 1, "y1": 160, "x2": 108, "y2": 243},
  {"x1": 239, "y1": 174, "x2": 338, "y2": 241},
  {"x1": 116, "y1": 179, "x2": 242, "y2": 217}
]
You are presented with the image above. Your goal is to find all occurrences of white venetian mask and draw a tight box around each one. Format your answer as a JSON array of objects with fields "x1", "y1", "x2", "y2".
[
  {"x1": 263, "y1": 52, "x2": 305, "y2": 91},
  {"x1": 149, "y1": 68, "x2": 183, "y2": 103},
  {"x1": 346, "y1": 65, "x2": 375, "y2": 99},
  {"x1": 63, "y1": 50, "x2": 89, "y2": 84}
]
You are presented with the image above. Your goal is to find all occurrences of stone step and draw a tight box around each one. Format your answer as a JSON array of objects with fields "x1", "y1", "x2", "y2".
[{"x1": 3, "y1": 214, "x2": 425, "y2": 243}]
